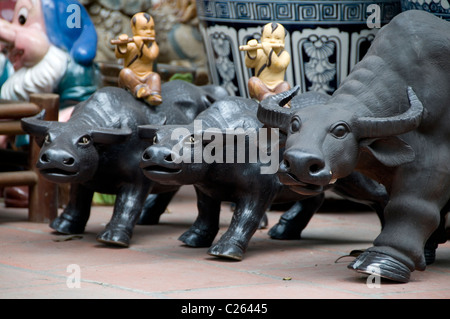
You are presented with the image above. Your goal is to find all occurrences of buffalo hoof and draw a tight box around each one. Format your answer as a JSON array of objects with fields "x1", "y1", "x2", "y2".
[
  {"x1": 425, "y1": 248, "x2": 436, "y2": 265},
  {"x1": 208, "y1": 241, "x2": 244, "y2": 261},
  {"x1": 50, "y1": 216, "x2": 86, "y2": 235},
  {"x1": 268, "y1": 222, "x2": 302, "y2": 240},
  {"x1": 347, "y1": 251, "x2": 411, "y2": 283},
  {"x1": 96, "y1": 228, "x2": 131, "y2": 247},
  {"x1": 179, "y1": 228, "x2": 217, "y2": 248},
  {"x1": 424, "y1": 242, "x2": 437, "y2": 265}
]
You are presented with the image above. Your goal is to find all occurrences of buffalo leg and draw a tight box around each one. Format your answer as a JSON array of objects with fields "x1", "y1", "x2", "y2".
[
  {"x1": 96, "y1": 184, "x2": 149, "y2": 247},
  {"x1": 179, "y1": 187, "x2": 221, "y2": 247},
  {"x1": 348, "y1": 169, "x2": 447, "y2": 283},
  {"x1": 50, "y1": 183, "x2": 93, "y2": 234},
  {"x1": 208, "y1": 194, "x2": 275, "y2": 261},
  {"x1": 332, "y1": 172, "x2": 389, "y2": 227},
  {"x1": 137, "y1": 191, "x2": 178, "y2": 225},
  {"x1": 424, "y1": 203, "x2": 450, "y2": 265},
  {"x1": 268, "y1": 194, "x2": 325, "y2": 240}
]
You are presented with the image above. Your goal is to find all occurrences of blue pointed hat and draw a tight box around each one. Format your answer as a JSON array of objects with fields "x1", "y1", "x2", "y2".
[{"x1": 41, "y1": 0, "x2": 97, "y2": 66}]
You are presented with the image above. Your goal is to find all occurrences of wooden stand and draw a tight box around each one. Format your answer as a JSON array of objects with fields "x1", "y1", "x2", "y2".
[{"x1": 0, "y1": 94, "x2": 59, "y2": 223}]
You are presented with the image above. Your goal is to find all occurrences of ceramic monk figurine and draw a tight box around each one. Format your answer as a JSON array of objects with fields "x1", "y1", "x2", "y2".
[
  {"x1": 240, "y1": 22, "x2": 291, "y2": 105},
  {"x1": 112, "y1": 12, "x2": 162, "y2": 106}
]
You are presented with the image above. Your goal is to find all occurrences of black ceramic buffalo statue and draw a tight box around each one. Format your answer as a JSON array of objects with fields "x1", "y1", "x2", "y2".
[
  {"x1": 138, "y1": 92, "x2": 389, "y2": 261},
  {"x1": 21, "y1": 80, "x2": 228, "y2": 247},
  {"x1": 257, "y1": 10, "x2": 450, "y2": 282}
]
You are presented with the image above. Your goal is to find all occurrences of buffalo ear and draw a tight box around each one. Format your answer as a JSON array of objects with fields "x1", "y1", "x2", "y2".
[
  {"x1": 151, "y1": 113, "x2": 167, "y2": 125},
  {"x1": 139, "y1": 124, "x2": 187, "y2": 143},
  {"x1": 360, "y1": 136, "x2": 415, "y2": 167},
  {"x1": 90, "y1": 127, "x2": 132, "y2": 144}
]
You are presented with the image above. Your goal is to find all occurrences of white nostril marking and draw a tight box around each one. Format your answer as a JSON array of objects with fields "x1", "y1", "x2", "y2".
[{"x1": 63, "y1": 158, "x2": 74, "y2": 165}]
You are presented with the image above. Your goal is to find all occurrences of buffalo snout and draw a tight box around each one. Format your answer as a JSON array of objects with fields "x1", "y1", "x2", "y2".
[
  {"x1": 282, "y1": 149, "x2": 332, "y2": 186},
  {"x1": 140, "y1": 145, "x2": 183, "y2": 172},
  {"x1": 39, "y1": 149, "x2": 76, "y2": 168},
  {"x1": 35, "y1": 148, "x2": 83, "y2": 183}
]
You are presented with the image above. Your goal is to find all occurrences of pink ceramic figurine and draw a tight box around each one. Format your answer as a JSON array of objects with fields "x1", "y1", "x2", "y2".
[
  {"x1": 0, "y1": 0, "x2": 98, "y2": 207},
  {"x1": 0, "y1": 0, "x2": 98, "y2": 121}
]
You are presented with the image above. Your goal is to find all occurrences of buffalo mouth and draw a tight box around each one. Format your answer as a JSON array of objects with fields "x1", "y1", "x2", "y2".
[
  {"x1": 142, "y1": 165, "x2": 181, "y2": 175},
  {"x1": 277, "y1": 172, "x2": 328, "y2": 196},
  {"x1": 40, "y1": 168, "x2": 78, "y2": 177},
  {"x1": 38, "y1": 167, "x2": 79, "y2": 183}
]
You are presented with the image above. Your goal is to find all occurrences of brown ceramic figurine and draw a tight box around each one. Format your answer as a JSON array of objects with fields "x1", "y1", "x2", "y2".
[
  {"x1": 175, "y1": 0, "x2": 197, "y2": 23},
  {"x1": 112, "y1": 12, "x2": 162, "y2": 106},
  {"x1": 240, "y1": 22, "x2": 291, "y2": 104}
]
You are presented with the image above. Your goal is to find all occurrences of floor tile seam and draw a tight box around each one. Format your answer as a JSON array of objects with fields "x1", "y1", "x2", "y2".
[
  {"x1": 0, "y1": 262, "x2": 79, "y2": 280},
  {"x1": 242, "y1": 271, "x2": 387, "y2": 298},
  {"x1": 0, "y1": 260, "x2": 283, "y2": 297},
  {"x1": 0, "y1": 281, "x2": 67, "y2": 294},
  {"x1": 76, "y1": 279, "x2": 171, "y2": 298},
  {"x1": 190, "y1": 260, "x2": 385, "y2": 298},
  {"x1": 1, "y1": 252, "x2": 448, "y2": 298},
  {"x1": 157, "y1": 282, "x2": 285, "y2": 297},
  {"x1": 156, "y1": 279, "x2": 383, "y2": 299},
  {"x1": 365, "y1": 287, "x2": 450, "y2": 298},
  {"x1": 191, "y1": 256, "x2": 353, "y2": 275},
  {"x1": 0, "y1": 262, "x2": 170, "y2": 298},
  {"x1": 0, "y1": 224, "x2": 51, "y2": 235},
  {"x1": 190, "y1": 261, "x2": 430, "y2": 299},
  {"x1": 425, "y1": 267, "x2": 450, "y2": 276},
  {"x1": 0, "y1": 259, "x2": 169, "y2": 274},
  {"x1": 13, "y1": 260, "x2": 446, "y2": 298}
]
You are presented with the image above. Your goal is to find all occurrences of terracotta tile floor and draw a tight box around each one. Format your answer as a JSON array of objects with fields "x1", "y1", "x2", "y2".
[{"x1": 0, "y1": 185, "x2": 449, "y2": 300}]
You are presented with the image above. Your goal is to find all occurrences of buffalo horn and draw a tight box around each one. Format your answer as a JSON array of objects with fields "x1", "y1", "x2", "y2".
[
  {"x1": 21, "y1": 110, "x2": 51, "y2": 137},
  {"x1": 257, "y1": 86, "x2": 299, "y2": 133},
  {"x1": 21, "y1": 110, "x2": 64, "y2": 147},
  {"x1": 355, "y1": 87, "x2": 424, "y2": 138}
]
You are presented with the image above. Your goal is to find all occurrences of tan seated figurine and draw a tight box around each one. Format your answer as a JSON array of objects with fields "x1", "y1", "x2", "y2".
[
  {"x1": 241, "y1": 22, "x2": 291, "y2": 105},
  {"x1": 112, "y1": 12, "x2": 162, "y2": 106}
]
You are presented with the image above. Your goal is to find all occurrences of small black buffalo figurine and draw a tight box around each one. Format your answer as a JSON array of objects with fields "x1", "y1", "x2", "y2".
[
  {"x1": 257, "y1": 10, "x2": 450, "y2": 282},
  {"x1": 138, "y1": 92, "x2": 389, "y2": 261},
  {"x1": 21, "y1": 80, "x2": 228, "y2": 247}
]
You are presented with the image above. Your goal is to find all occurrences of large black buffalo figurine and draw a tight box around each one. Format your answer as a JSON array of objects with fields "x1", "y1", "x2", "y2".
[
  {"x1": 257, "y1": 10, "x2": 450, "y2": 282},
  {"x1": 138, "y1": 92, "x2": 389, "y2": 261},
  {"x1": 21, "y1": 80, "x2": 228, "y2": 247}
]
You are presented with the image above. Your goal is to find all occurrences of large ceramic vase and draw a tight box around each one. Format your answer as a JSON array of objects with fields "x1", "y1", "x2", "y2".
[
  {"x1": 401, "y1": 0, "x2": 450, "y2": 20},
  {"x1": 196, "y1": 0, "x2": 401, "y2": 97}
]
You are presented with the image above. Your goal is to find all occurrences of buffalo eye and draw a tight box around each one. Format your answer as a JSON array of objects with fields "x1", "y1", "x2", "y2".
[
  {"x1": 78, "y1": 135, "x2": 91, "y2": 146},
  {"x1": 44, "y1": 133, "x2": 51, "y2": 144},
  {"x1": 153, "y1": 135, "x2": 158, "y2": 144},
  {"x1": 330, "y1": 123, "x2": 350, "y2": 139},
  {"x1": 18, "y1": 7, "x2": 28, "y2": 25},
  {"x1": 189, "y1": 135, "x2": 195, "y2": 143},
  {"x1": 290, "y1": 116, "x2": 301, "y2": 133}
]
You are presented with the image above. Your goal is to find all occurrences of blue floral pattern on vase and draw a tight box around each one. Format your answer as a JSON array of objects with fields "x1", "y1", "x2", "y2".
[
  {"x1": 401, "y1": 0, "x2": 450, "y2": 20},
  {"x1": 197, "y1": 0, "x2": 402, "y2": 97}
]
